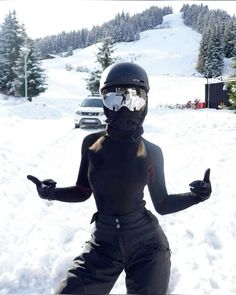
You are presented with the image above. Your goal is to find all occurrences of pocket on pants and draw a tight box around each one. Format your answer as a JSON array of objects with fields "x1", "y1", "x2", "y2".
[
  {"x1": 145, "y1": 236, "x2": 170, "y2": 252},
  {"x1": 144, "y1": 219, "x2": 170, "y2": 252},
  {"x1": 145, "y1": 209, "x2": 159, "y2": 223}
]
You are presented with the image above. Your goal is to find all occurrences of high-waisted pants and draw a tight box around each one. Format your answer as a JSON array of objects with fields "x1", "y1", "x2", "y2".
[{"x1": 55, "y1": 208, "x2": 171, "y2": 294}]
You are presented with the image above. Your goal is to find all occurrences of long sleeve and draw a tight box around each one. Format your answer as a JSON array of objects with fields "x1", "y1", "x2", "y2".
[
  {"x1": 53, "y1": 185, "x2": 92, "y2": 202},
  {"x1": 145, "y1": 139, "x2": 199, "y2": 215},
  {"x1": 52, "y1": 135, "x2": 94, "y2": 202}
]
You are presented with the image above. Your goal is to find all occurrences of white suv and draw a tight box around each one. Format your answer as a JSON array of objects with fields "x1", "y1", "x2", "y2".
[{"x1": 74, "y1": 95, "x2": 106, "y2": 129}]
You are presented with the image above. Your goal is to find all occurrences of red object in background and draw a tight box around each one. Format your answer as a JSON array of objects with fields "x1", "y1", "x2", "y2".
[{"x1": 196, "y1": 102, "x2": 206, "y2": 109}]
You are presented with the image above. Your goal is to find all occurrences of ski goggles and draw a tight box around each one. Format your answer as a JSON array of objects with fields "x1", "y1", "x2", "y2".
[{"x1": 101, "y1": 86, "x2": 147, "y2": 111}]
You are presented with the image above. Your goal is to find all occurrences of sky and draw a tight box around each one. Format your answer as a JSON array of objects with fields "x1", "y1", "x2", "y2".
[{"x1": 0, "y1": 0, "x2": 235, "y2": 39}]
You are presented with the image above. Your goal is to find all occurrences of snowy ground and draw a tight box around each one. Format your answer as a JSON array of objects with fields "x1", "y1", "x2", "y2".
[
  {"x1": 1, "y1": 12, "x2": 236, "y2": 295},
  {"x1": 1, "y1": 97, "x2": 236, "y2": 295}
]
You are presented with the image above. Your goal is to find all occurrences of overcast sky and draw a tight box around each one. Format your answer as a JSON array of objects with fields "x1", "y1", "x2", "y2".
[{"x1": 0, "y1": 1, "x2": 235, "y2": 39}]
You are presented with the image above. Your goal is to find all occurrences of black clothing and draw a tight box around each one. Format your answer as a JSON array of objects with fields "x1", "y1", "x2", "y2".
[
  {"x1": 106, "y1": 117, "x2": 144, "y2": 143},
  {"x1": 189, "y1": 168, "x2": 212, "y2": 201},
  {"x1": 53, "y1": 131, "x2": 199, "y2": 215},
  {"x1": 104, "y1": 105, "x2": 147, "y2": 139},
  {"x1": 99, "y1": 62, "x2": 150, "y2": 92},
  {"x1": 27, "y1": 60, "x2": 211, "y2": 293},
  {"x1": 55, "y1": 208, "x2": 171, "y2": 295},
  {"x1": 27, "y1": 175, "x2": 56, "y2": 199},
  {"x1": 53, "y1": 131, "x2": 201, "y2": 294}
]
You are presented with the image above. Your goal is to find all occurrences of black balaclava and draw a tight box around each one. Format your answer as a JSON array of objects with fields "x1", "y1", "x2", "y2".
[{"x1": 104, "y1": 103, "x2": 148, "y2": 143}]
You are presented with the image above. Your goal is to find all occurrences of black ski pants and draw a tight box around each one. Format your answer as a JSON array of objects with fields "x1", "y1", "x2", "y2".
[{"x1": 55, "y1": 208, "x2": 171, "y2": 294}]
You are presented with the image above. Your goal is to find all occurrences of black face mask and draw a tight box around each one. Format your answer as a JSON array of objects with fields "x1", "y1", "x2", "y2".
[{"x1": 104, "y1": 106, "x2": 147, "y2": 142}]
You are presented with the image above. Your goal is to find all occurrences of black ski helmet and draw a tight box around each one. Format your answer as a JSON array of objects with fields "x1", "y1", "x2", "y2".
[
  {"x1": 99, "y1": 62, "x2": 150, "y2": 93},
  {"x1": 99, "y1": 62, "x2": 149, "y2": 141}
]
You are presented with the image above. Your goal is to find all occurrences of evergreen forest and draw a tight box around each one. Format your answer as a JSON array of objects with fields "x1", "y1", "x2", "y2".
[{"x1": 0, "y1": 4, "x2": 235, "y2": 100}]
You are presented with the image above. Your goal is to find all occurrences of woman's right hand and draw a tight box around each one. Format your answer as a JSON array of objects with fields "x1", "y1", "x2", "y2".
[{"x1": 27, "y1": 175, "x2": 57, "y2": 200}]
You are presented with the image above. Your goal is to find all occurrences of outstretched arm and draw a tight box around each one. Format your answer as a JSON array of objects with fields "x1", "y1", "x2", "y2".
[
  {"x1": 27, "y1": 174, "x2": 92, "y2": 202},
  {"x1": 27, "y1": 135, "x2": 94, "y2": 202},
  {"x1": 146, "y1": 141, "x2": 211, "y2": 215},
  {"x1": 53, "y1": 185, "x2": 92, "y2": 202}
]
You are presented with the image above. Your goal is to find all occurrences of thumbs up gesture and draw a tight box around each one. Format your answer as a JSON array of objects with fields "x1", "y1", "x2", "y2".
[
  {"x1": 27, "y1": 175, "x2": 57, "y2": 200},
  {"x1": 189, "y1": 168, "x2": 212, "y2": 202}
]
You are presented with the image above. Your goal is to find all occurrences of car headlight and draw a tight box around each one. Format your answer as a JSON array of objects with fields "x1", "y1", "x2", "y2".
[
  {"x1": 99, "y1": 111, "x2": 104, "y2": 115},
  {"x1": 76, "y1": 111, "x2": 81, "y2": 115}
]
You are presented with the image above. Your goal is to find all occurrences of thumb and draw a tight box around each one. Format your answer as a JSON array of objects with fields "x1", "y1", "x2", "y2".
[
  {"x1": 27, "y1": 175, "x2": 41, "y2": 186},
  {"x1": 203, "y1": 168, "x2": 211, "y2": 183}
]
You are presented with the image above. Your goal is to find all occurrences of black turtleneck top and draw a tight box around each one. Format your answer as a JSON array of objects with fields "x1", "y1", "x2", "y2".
[{"x1": 53, "y1": 130, "x2": 199, "y2": 215}]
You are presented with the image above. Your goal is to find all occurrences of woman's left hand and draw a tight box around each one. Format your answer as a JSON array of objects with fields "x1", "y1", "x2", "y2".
[{"x1": 189, "y1": 168, "x2": 212, "y2": 202}]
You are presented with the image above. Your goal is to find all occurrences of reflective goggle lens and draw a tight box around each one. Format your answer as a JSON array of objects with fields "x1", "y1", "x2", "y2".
[{"x1": 101, "y1": 87, "x2": 147, "y2": 111}]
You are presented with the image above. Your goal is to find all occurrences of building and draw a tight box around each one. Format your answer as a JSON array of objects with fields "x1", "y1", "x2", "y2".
[{"x1": 205, "y1": 81, "x2": 230, "y2": 109}]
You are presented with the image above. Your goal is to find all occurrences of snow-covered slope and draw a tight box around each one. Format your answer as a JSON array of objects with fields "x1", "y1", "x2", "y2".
[
  {"x1": 42, "y1": 13, "x2": 205, "y2": 104},
  {"x1": 41, "y1": 12, "x2": 234, "y2": 105},
  {"x1": 114, "y1": 13, "x2": 201, "y2": 76},
  {"x1": 1, "y1": 12, "x2": 236, "y2": 295}
]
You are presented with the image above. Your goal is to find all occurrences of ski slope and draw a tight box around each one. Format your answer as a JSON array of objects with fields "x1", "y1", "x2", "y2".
[
  {"x1": 1, "y1": 12, "x2": 236, "y2": 295},
  {"x1": 41, "y1": 12, "x2": 205, "y2": 105}
]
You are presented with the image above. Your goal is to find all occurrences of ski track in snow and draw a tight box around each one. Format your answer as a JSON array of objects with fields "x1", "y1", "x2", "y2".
[
  {"x1": 1, "y1": 115, "x2": 97, "y2": 294},
  {"x1": 1, "y1": 105, "x2": 236, "y2": 294}
]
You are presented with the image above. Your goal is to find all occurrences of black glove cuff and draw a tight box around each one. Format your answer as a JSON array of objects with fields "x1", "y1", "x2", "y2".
[
  {"x1": 194, "y1": 194, "x2": 203, "y2": 203},
  {"x1": 37, "y1": 186, "x2": 56, "y2": 200},
  {"x1": 46, "y1": 190, "x2": 56, "y2": 201},
  {"x1": 193, "y1": 192, "x2": 211, "y2": 203}
]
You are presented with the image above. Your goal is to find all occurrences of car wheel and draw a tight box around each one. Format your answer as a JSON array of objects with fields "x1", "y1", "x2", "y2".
[{"x1": 75, "y1": 124, "x2": 80, "y2": 128}]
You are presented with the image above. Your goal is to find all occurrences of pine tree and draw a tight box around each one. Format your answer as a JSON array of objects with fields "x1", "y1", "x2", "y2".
[
  {"x1": 196, "y1": 23, "x2": 224, "y2": 78},
  {"x1": 96, "y1": 37, "x2": 115, "y2": 70},
  {"x1": 206, "y1": 24, "x2": 224, "y2": 78},
  {"x1": 86, "y1": 37, "x2": 115, "y2": 93},
  {"x1": 13, "y1": 39, "x2": 47, "y2": 101},
  {"x1": 223, "y1": 18, "x2": 236, "y2": 58},
  {"x1": 227, "y1": 58, "x2": 236, "y2": 109},
  {"x1": 196, "y1": 26, "x2": 211, "y2": 76},
  {"x1": 0, "y1": 28, "x2": 10, "y2": 89},
  {"x1": 86, "y1": 69, "x2": 101, "y2": 94},
  {"x1": 195, "y1": 6, "x2": 209, "y2": 33},
  {"x1": 181, "y1": 4, "x2": 236, "y2": 81},
  {"x1": 0, "y1": 10, "x2": 47, "y2": 100},
  {"x1": 162, "y1": 6, "x2": 173, "y2": 16},
  {"x1": 0, "y1": 10, "x2": 25, "y2": 94},
  {"x1": 34, "y1": 6, "x2": 166, "y2": 57}
]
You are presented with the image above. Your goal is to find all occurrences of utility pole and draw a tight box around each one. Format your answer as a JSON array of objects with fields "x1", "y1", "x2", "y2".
[{"x1": 20, "y1": 46, "x2": 30, "y2": 100}]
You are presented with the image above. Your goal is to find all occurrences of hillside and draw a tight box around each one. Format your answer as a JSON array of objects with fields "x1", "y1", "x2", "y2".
[
  {"x1": 41, "y1": 12, "x2": 233, "y2": 105},
  {"x1": 41, "y1": 13, "x2": 206, "y2": 105},
  {"x1": 41, "y1": 12, "x2": 235, "y2": 107}
]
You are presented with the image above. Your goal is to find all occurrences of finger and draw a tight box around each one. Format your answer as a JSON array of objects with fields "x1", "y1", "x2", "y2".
[
  {"x1": 189, "y1": 180, "x2": 201, "y2": 188},
  {"x1": 203, "y1": 168, "x2": 211, "y2": 182},
  {"x1": 42, "y1": 179, "x2": 57, "y2": 187},
  {"x1": 200, "y1": 181, "x2": 208, "y2": 188},
  {"x1": 190, "y1": 188, "x2": 196, "y2": 194},
  {"x1": 27, "y1": 175, "x2": 41, "y2": 186}
]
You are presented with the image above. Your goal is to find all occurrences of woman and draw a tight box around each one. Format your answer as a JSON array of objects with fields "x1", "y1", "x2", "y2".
[{"x1": 27, "y1": 62, "x2": 212, "y2": 295}]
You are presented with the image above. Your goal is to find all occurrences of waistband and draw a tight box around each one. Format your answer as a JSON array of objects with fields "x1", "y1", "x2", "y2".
[{"x1": 90, "y1": 207, "x2": 157, "y2": 230}]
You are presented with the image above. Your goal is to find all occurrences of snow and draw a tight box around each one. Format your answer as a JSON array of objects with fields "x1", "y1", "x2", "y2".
[{"x1": 1, "y1": 13, "x2": 236, "y2": 295}]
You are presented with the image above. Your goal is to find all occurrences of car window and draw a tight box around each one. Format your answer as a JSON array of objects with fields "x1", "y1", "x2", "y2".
[{"x1": 81, "y1": 98, "x2": 103, "y2": 107}]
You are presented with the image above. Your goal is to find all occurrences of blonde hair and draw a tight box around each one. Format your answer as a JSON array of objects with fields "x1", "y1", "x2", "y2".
[
  {"x1": 89, "y1": 135, "x2": 146, "y2": 158},
  {"x1": 89, "y1": 135, "x2": 106, "y2": 152},
  {"x1": 136, "y1": 140, "x2": 147, "y2": 157}
]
